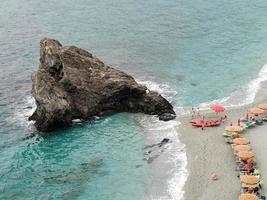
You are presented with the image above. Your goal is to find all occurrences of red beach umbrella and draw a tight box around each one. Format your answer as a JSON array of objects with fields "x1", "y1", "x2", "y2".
[{"x1": 210, "y1": 104, "x2": 225, "y2": 113}]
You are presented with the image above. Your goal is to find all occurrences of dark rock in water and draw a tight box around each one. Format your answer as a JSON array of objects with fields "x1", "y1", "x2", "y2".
[
  {"x1": 145, "y1": 154, "x2": 160, "y2": 164},
  {"x1": 29, "y1": 38, "x2": 176, "y2": 132},
  {"x1": 159, "y1": 113, "x2": 176, "y2": 121},
  {"x1": 23, "y1": 106, "x2": 33, "y2": 110},
  {"x1": 158, "y1": 138, "x2": 170, "y2": 147},
  {"x1": 44, "y1": 158, "x2": 103, "y2": 184},
  {"x1": 143, "y1": 138, "x2": 171, "y2": 164},
  {"x1": 44, "y1": 159, "x2": 104, "y2": 199},
  {"x1": 144, "y1": 137, "x2": 171, "y2": 149},
  {"x1": 190, "y1": 82, "x2": 197, "y2": 86},
  {"x1": 135, "y1": 164, "x2": 143, "y2": 168}
]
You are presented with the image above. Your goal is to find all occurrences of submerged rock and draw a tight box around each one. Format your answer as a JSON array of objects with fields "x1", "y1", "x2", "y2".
[
  {"x1": 30, "y1": 38, "x2": 176, "y2": 132},
  {"x1": 143, "y1": 138, "x2": 171, "y2": 164},
  {"x1": 158, "y1": 113, "x2": 176, "y2": 121}
]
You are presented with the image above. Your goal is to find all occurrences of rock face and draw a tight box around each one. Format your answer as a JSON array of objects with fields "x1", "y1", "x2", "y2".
[{"x1": 30, "y1": 38, "x2": 176, "y2": 132}]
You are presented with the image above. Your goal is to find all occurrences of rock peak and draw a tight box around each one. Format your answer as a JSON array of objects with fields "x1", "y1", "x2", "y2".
[{"x1": 30, "y1": 38, "x2": 176, "y2": 132}]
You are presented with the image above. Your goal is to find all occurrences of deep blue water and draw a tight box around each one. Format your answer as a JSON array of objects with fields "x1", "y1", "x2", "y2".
[{"x1": 1, "y1": 0, "x2": 267, "y2": 199}]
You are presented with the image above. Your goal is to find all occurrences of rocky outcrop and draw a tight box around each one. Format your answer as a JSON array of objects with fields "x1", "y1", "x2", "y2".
[{"x1": 29, "y1": 38, "x2": 176, "y2": 132}]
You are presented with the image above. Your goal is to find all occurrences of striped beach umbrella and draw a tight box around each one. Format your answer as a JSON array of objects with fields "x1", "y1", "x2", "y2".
[
  {"x1": 234, "y1": 145, "x2": 251, "y2": 153},
  {"x1": 237, "y1": 151, "x2": 254, "y2": 161},
  {"x1": 238, "y1": 193, "x2": 259, "y2": 200},
  {"x1": 233, "y1": 138, "x2": 250, "y2": 145},
  {"x1": 240, "y1": 175, "x2": 260, "y2": 185},
  {"x1": 257, "y1": 103, "x2": 267, "y2": 110},
  {"x1": 250, "y1": 107, "x2": 264, "y2": 115},
  {"x1": 225, "y1": 125, "x2": 243, "y2": 132}
]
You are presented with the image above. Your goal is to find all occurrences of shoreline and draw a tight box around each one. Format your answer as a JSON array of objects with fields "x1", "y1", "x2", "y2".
[{"x1": 179, "y1": 80, "x2": 267, "y2": 200}]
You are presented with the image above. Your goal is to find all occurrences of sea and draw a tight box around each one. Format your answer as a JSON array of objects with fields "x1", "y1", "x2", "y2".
[{"x1": 1, "y1": 0, "x2": 267, "y2": 199}]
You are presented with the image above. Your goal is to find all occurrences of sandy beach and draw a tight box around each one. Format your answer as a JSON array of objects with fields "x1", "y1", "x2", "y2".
[{"x1": 179, "y1": 82, "x2": 267, "y2": 200}]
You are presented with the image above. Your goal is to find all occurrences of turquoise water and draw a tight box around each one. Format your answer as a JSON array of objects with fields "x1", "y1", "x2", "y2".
[{"x1": 1, "y1": 0, "x2": 267, "y2": 199}]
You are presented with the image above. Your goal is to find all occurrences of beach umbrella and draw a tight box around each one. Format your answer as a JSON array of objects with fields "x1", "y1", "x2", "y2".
[
  {"x1": 230, "y1": 132, "x2": 240, "y2": 138},
  {"x1": 250, "y1": 107, "x2": 264, "y2": 115},
  {"x1": 237, "y1": 151, "x2": 254, "y2": 161},
  {"x1": 242, "y1": 183, "x2": 260, "y2": 189},
  {"x1": 225, "y1": 126, "x2": 243, "y2": 132},
  {"x1": 257, "y1": 103, "x2": 267, "y2": 110},
  {"x1": 234, "y1": 145, "x2": 252, "y2": 153},
  {"x1": 233, "y1": 138, "x2": 250, "y2": 145},
  {"x1": 238, "y1": 193, "x2": 259, "y2": 200},
  {"x1": 240, "y1": 175, "x2": 260, "y2": 185},
  {"x1": 210, "y1": 104, "x2": 225, "y2": 113}
]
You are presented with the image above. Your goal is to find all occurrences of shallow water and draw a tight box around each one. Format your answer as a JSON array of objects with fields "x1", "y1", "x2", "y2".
[{"x1": 1, "y1": 0, "x2": 267, "y2": 199}]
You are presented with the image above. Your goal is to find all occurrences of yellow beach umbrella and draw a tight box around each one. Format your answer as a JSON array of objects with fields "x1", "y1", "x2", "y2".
[
  {"x1": 225, "y1": 126, "x2": 243, "y2": 132},
  {"x1": 233, "y1": 138, "x2": 250, "y2": 145},
  {"x1": 234, "y1": 145, "x2": 252, "y2": 153},
  {"x1": 240, "y1": 175, "x2": 260, "y2": 185},
  {"x1": 238, "y1": 193, "x2": 259, "y2": 200},
  {"x1": 257, "y1": 103, "x2": 267, "y2": 110},
  {"x1": 237, "y1": 151, "x2": 254, "y2": 161},
  {"x1": 250, "y1": 107, "x2": 264, "y2": 115}
]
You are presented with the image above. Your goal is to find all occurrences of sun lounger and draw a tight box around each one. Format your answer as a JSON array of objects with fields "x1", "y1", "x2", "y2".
[
  {"x1": 243, "y1": 121, "x2": 256, "y2": 128},
  {"x1": 255, "y1": 119, "x2": 263, "y2": 125},
  {"x1": 260, "y1": 195, "x2": 266, "y2": 200},
  {"x1": 223, "y1": 131, "x2": 239, "y2": 139},
  {"x1": 223, "y1": 131, "x2": 234, "y2": 137}
]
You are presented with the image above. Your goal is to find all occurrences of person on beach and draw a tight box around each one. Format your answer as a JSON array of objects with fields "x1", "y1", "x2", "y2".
[
  {"x1": 246, "y1": 159, "x2": 253, "y2": 173},
  {"x1": 191, "y1": 107, "x2": 195, "y2": 119},
  {"x1": 210, "y1": 172, "x2": 219, "y2": 181},
  {"x1": 220, "y1": 115, "x2": 227, "y2": 123},
  {"x1": 197, "y1": 107, "x2": 200, "y2": 118},
  {"x1": 247, "y1": 187, "x2": 253, "y2": 194},
  {"x1": 239, "y1": 160, "x2": 246, "y2": 171}
]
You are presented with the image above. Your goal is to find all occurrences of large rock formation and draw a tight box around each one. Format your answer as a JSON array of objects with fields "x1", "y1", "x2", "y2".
[{"x1": 29, "y1": 38, "x2": 176, "y2": 132}]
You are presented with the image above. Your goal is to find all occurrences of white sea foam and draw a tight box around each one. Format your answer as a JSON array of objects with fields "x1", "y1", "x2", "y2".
[
  {"x1": 138, "y1": 116, "x2": 187, "y2": 200},
  {"x1": 135, "y1": 79, "x2": 187, "y2": 200},
  {"x1": 198, "y1": 63, "x2": 267, "y2": 109},
  {"x1": 154, "y1": 121, "x2": 187, "y2": 200},
  {"x1": 137, "y1": 80, "x2": 177, "y2": 103},
  {"x1": 9, "y1": 96, "x2": 36, "y2": 129}
]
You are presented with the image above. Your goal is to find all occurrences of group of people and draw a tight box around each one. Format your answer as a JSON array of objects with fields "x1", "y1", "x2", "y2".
[
  {"x1": 223, "y1": 115, "x2": 266, "y2": 199},
  {"x1": 191, "y1": 107, "x2": 201, "y2": 119}
]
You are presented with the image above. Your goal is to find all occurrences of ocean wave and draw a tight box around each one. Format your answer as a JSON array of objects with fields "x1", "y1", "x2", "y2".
[
  {"x1": 157, "y1": 121, "x2": 187, "y2": 200},
  {"x1": 137, "y1": 117, "x2": 187, "y2": 200},
  {"x1": 10, "y1": 96, "x2": 36, "y2": 129},
  {"x1": 198, "y1": 63, "x2": 267, "y2": 109},
  {"x1": 137, "y1": 80, "x2": 177, "y2": 103},
  {"x1": 135, "y1": 80, "x2": 187, "y2": 200}
]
